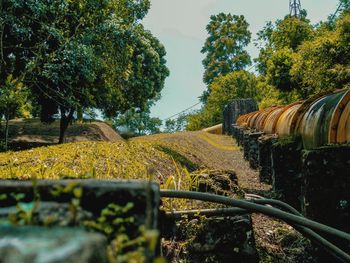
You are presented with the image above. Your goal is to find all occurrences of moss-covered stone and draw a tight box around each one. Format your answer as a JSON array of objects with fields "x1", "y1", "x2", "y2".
[
  {"x1": 196, "y1": 170, "x2": 245, "y2": 198},
  {"x1": 257, "y1": 135, "x2": 277, "y2": 183},
  {"x1": 271, "y1": 137, "x2": 303, "y2": 210},
  {"x1": 248, "y1": 132, "x2": 264, "y2": 170},
  {"x1": 301, "y1": 146, "x2": 350, "y2": 233}
]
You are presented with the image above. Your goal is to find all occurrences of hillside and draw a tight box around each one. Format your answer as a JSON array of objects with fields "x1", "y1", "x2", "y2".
[
  {"x1": 0, "y1": 130, "x2": 310, "y2": 262},
  {"x1": 3, "y1": 119, "x2": 123, "y2": 150},
  {"x1": 0, "y1": 131, "x2": 244, "y2": 182}
]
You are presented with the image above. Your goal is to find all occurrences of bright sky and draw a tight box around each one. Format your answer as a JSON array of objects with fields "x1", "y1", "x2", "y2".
[{"x1": 142, "y1": 0, "x2": 339, "y2": 121}]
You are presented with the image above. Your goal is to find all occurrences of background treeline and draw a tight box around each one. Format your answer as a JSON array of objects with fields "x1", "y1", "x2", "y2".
[
  {"x1": 0, "y1": 0, "x2": 169, "y2": 147},
  {"x1": 186, "y1": 0, "x2": 350, "y2": 130}
]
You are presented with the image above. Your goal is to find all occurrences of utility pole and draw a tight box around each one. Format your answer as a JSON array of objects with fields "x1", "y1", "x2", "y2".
[{"x1": 289, "y1": 0, "x2": 301, "y2": 18}]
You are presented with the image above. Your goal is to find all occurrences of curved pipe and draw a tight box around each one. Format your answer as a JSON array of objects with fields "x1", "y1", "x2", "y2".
[
  {"x1": 160, "y1": 190, "x2": 350, "y2": 243},
  {"x1": 165, "y1": 195, "x2": 350, "y2": 263},
  {"x1": 235, "y1": 89, "x2": 350, "y2": 148}
]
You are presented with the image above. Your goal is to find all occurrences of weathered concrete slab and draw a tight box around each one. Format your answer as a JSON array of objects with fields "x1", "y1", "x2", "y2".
[
  {"x1": 0, "y1": 180, "x2": 159, "y2": 230},
  {"x1": 0, "y1": 180, "x2": 160, "y2": 261},
  {"x1": 0, "y1": 226, "x2": 107, "y2": 263},
  {"x1": 223, "y1": 99, "x2": 258, "y2": 135}
]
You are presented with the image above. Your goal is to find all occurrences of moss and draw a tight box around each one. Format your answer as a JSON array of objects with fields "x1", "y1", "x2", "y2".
[{"x1": 272, "y1": 135, "x2": 301, "y2": 148}]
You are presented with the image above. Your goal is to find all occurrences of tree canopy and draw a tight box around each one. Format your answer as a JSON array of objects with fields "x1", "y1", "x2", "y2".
[
  {"x1": 0, "y1": 0, "x2": 169, "y2": 143},
  {"x1": 113, "y1": 107, "x2": 162, "y2": 137},
  {"x1": 201, "y1": 13, "x2": 251, "y2": 101},
  {"x1": 187, "y1": 70, "x2": 256, "y2": 130}
]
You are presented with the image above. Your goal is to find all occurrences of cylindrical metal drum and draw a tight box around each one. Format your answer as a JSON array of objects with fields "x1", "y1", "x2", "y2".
[
  {"x1": 297, "y1": 90, "x2": 346, "y2": 149},
  {"x1": 262, "y1": 106, "x2": 286, "y2": 134},
  {"x1": 275, "y1": 102, "x2": 303, "y2": 137}
]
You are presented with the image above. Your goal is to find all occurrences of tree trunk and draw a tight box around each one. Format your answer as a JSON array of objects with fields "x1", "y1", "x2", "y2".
[
  {"x1": 77, "y1": 106, "x2": 83, "y2": 123},
  {"x1": 5, "y1": 113, "x2": 9, "y2": 151},
  {"x1": 59, "y1": 107, "x2": 75, "y2": 144}
]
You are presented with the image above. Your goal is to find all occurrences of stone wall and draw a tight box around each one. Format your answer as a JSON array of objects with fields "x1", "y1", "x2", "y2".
[
  {"x1": 257, "y1": 135, "x2": 277, "y2": 183},
  {"x1": 248, "y1": 132, "x2": 264, "y2": 170},
  {"x1": 223, "y1": 99, "x2": 258, "y2": 134},
  {"x1": 232, "y1": 125, "x2": 350, "y2": 228},
  {"x1": 271, "y1": 138, "x2": 303, "y2": 210},
  {"x1": 301, "y1": 146, "x2": 350, "y2": 233}
]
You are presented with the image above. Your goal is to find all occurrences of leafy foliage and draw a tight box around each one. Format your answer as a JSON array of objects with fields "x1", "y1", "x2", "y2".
[
  {"x1": 113, "y1": 107, "x2": 162, "y2": 137},
  {"x1": 255, "y1": 16, "x2": 314, "y2": 96},
  {"x1": 201, "y1": 13, "x2": 251, "y2": 100},
  {"x1": 0, "y1": 75, "x2": 29, "y2": 150},
  {"x1": 187, "y1": 71, "x2": 257, "y2": 130},
  {"x1": 164, "y1": 113, "x2": 189, "y2": 133},
  {"x1": 291, "y1": 13, "x2": 350, "y2": 94},
  {"x1": 270, "y1": 17, "x2": 314, "y2": 51},
  {"x1": 254, "y1": 5, "x2": 350, "y2": 105},
  {"x1": 0, "y1": 0, "x2": 168, "y2": 143}
]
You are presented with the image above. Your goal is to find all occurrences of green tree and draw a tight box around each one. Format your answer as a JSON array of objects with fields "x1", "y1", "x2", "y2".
[
  {"x1": 164, "y1": 113, "x2": 189, "y2": 133},
  {"x1": 201, "y1": 13, "x2": 251, "y2": 100},
  {"x1": 187, "y1": 70, "x2": 257, "y2": 130},
  {"x1": 113, "y1": 108, "x2": 162, "y2": 137},
  {"x1": 266, "y1": 47, "x2": 297, "y2": 92},
  {"x1": 0, "y1": 76, "x2": 28, "y2": 150},
  {"x1": 1, "y1": 0, "x2": 168, "y2": 143},
  {"x1": 255, "y1": 16, "x2": 314, "y2": 95},
  {"x1": 292, "y1": 13, "x2": 350, "y2": 94},
  {"x1": 271, "y1": 16, "x2": 314, "y2": 51}
]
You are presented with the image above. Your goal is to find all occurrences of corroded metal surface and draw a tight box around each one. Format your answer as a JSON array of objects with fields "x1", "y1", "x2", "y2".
[
  {"x1": 275, "y1": 102, "x2": 303, "y2": 137},
  {"x1": 298, "y1": 91, "x2": 345, "y2": 149},
  {"x1": 234, "y1": 89, "x2": 350, "y2": 149},
  {"x1": 262, "y1": 107, "x2": 286, "y2": 134}
]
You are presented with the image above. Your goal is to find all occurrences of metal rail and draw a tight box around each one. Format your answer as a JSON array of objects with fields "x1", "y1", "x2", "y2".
[{"x1": 161, "y1": 190, "x2": 350, "y2": 263}]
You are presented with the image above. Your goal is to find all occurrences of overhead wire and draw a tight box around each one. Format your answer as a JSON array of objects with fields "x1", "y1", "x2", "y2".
[
  {"x1": 162, "y1": 63, "x2": 257, "y2": 122},
  {"x1": 162, "y1": 102, "x2": 202, "y2": 121}
]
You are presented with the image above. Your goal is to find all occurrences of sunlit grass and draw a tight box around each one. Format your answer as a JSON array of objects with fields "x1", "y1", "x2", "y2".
[
  {"x1": 0, "y1": 141, "x2": 175, "y2": 180},
  {"x1": 0, "y1": 131, "x2": 237, "y2": 211}
]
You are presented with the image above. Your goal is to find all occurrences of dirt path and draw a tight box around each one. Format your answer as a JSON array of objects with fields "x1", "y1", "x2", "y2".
[
  {"x1": 136, "y1": 131, "x2": 271, "y2": 195},
  {"x1": 137, "y1": 131, "x2": 312, "y2": 262}
]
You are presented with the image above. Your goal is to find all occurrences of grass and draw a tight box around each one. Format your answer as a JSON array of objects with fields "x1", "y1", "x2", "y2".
[
  {"x1": 0, "y1": 141, "x2": 176, "y2": 180},
  {"x1": 0, "y1": 131, "x2": 236, "y2": 212},
  {"x1": 155, "y1": 145, "x2": 200, "y2": 172}
]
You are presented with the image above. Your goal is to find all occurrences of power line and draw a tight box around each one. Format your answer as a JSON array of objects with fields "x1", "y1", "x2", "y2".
[
  {"x1": 162, "y1": 63, "x2": 258, "y2": 122},
  {"x1": 163, "y1": 102, "x2": 202, "y2": 121},
  {"x1": 330, "y1": 2, "x2": 343, "y2": 22}
]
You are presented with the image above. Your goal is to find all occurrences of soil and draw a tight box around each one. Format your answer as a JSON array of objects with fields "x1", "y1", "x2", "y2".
[
  {"x1": 4, "y1": 119, "x2": 123, "y2": 150},
  {"x1": 137, "y1": 131, "x2": 314, "y2": 262}
]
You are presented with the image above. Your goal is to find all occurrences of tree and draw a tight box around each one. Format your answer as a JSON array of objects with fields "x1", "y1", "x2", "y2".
[
  {"x1": 164, "y1": 113, "x2": 189, "y2": 133},
  {"x1": 187, "y1": 70, "x2": 257, "y2": 130},
  {"x1": 340, "y1": 0, "x2": 350, "y2": 13},
  {"x1": 266, "y1": 47, "x2": 297, "y2": 92},
  {"x1": 1, "y1": 0, "x2": 168, "y2": 143},
  {"x1": 255, "y1": 16, "x2": 314, "y2": 95},
  {"x1": 201, "y1": 13, "x2": 251, "y2": 100},
  {"x1": 113, "y1": 108, "x2": 162, "y2": 137},
  {"x1": 292, "y1": 13, "x2": 350, "y2": 95},
  {"x1": 0, "y1": 76, "x2": 28, "y2": 150},
  {"x1": 271, "y1": 16, "x2": 314, "y2": 51}
]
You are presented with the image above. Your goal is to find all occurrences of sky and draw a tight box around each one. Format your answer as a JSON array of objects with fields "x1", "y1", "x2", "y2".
[{"x1": 142, "y1": 0, "x2": 339, "y2": 121}]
